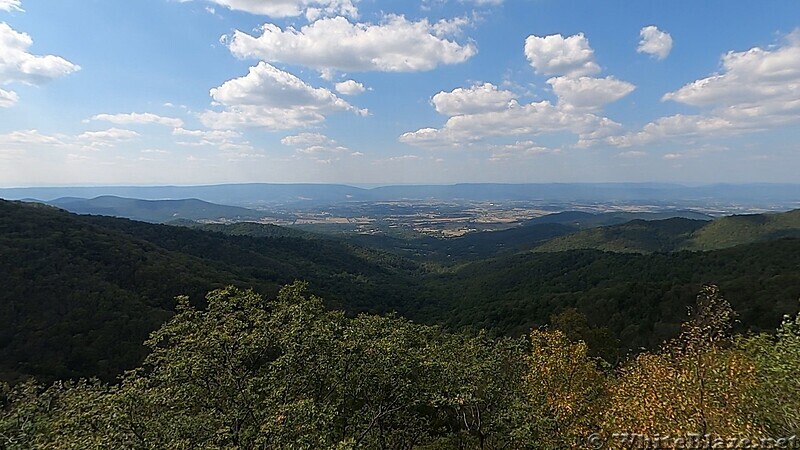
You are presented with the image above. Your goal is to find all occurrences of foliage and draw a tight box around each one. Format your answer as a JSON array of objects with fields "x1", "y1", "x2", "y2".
[
  {"x1": 0, "y1": 284, "x2": 798, "y2": 449},
  {"x1": 515, "y1": 330, "x2": 606, "y2": 449},
  {"x1": 740, "y1": 311, "x2": 800, "y2": 436},
  {"x1": 602, "y1": 286, "x2": 762, "y2": 438}
]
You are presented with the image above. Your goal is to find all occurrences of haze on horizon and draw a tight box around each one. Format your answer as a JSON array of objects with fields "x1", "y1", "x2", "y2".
[{"x1": 0, "y1": 0, "x2": 799, "y2": 187}]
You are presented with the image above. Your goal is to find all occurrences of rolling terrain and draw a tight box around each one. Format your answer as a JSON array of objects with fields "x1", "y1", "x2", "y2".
[
  {"x1": 1, "y1": 199, "x2": 799, "y2": 384},
  {"x1": 0, "y1": 200, "x2": 422, "y2": 383},
  {"x1": 3, "y1": 182, "x2": 798, "y2": 208},
  {"x1": 534, "y1": 209, "x2": 800, "y2": 253}
]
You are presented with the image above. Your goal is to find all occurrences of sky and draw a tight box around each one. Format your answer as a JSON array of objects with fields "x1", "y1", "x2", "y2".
[{"x1": 0, "y1": 0, "x2": 799, "y2": 186}]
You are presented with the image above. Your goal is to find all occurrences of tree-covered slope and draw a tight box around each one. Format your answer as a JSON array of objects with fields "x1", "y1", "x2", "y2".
[
  {"x1": 532, "y1": 209, "x2": 800, "y2": 254},
  {"x1": 426, "y1": 239, "x2": 800, "y2": 352},
  {"x1": 0, "y1": 200, "x2": 424, "y2": 383},
  {"x1": 534, "y1": 217, "x2": 706, "y2": 253},
  {"x1": 687, "y1": 209, "x2": 800, "y2": 250}
]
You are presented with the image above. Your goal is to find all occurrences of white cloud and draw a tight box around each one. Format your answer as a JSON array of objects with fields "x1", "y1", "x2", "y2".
[
  {"x1": 547, "y1": 76, "x2": 635, "y2": 111},
  {"x1": 611, "y1": 30, "x2": 800, "y2": 147},
  {"x1": 637, "y1": 26, "x2": 673, "y2": 60},
  {"x1": 663, "y1": 33, "x2": 800, "y2": 113},
  {"x1": 0, "y1": 129, "x2": 66, "y2": 147},
  {"x1": 186, "y1": 0, "x2": 357, "y2": 18},
  {"x1": 0, "y1": 0, "x2": 23, "y2": 12},
  {"x1": 282, "y1": 132, "x2": 348, "y2": 155},
  {"x1": 488, "y1": 140, "x2": 554, "y2": 161},
  {"x1": 227, "y1": 15, "x2": 476, "y2": 75},
  {"x1": 89, "y1": 112, "x2": 184, "y2": 128},
  {"x1": 524, "y1": 33, "x2": 600, "y2": 77},
  {"x1": 431, "y1": 82, "x2": 515, "y2": 116},
  {"x1": 608, "y1": 114, "x2": 740, "y2": 148},
  {"x1": 78, "y1": 128, "x2": 139, "y2": 146},
  {"x1": 0, "y1": 22, "x2": 79, "y2": 91},
  {"x1": 618, "y1": 150, "x2": 646, "y2": 158},
  {"x1": 401, "y1": 86, "x2": 621, "y2": 150},
  {"x1": 201, "y1": 62, "x2": 363, "y2": 129},
  {"x1": 334, "y1": 79, "x2": 366, "y2": 95},
  {"x1": 401, "y1": 78, "x2": 627, "y2": 151},
  {"x1": 281, "y1": 132, "x2": 358, "y2": 164},
  {"x1": 173, "y1": 127, "x2": 240, "y2": 141},
  {"x1": 431, "y1": 16, "x2": 471, "y2": 37},
  {"x1": 0, "y1": 87, "x2": 18, "y2": 107},
  {"x1": 388, "y1": 154, "x2": 421, "y2": 162}
]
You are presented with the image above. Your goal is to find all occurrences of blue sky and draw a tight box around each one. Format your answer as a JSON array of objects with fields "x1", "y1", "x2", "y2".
[{"x1": 0, "y1": 0, "x2": 799, "y2": 186}]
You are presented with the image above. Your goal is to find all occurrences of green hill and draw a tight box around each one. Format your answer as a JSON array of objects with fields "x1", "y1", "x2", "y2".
[
  {"x1": 345, "y1": 222, "x2": 577, "y2": 262},
  {"x1": 426, "y1": 239, "x2": 800, "y2": 351},
  {"x1": 0, "y1": 200, "x2": 422, "y2": 383},
  {"x1": 534, "y1": 218, "x2": 706, "y2": 253},
  {"x1": 687, "y1": 209, "x2": 800, "y2": 250},
  {"x1": 533, "y1": 209, "x2": 800, "y2": 254},
  {"x1": 47, "y1": 196, "x2": 262, "y2": 223}
]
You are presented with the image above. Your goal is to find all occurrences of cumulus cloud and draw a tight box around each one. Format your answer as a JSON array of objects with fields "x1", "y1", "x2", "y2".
[
  {"x1": 281, "y1": 132, "x2": 359, "y2": 163},
  {"x1": 201, "y1": 62, "x2": 363, "y2": 129},
  {"x1": 547, "y1": 76, "x2": 635, "y2": 111},
  {"x1": 0, "y1": 0, "x2": 22, "y2": 12},
  {"x1": 227, "y1": 15, "x2": 476, "y2": 75},
  {"x1": 663, "y1": 32, "x2": 800, "y2": 113},
  {"x1": 334, "y1": 79, "x2": 366, "y2": 95},
  {"x1": 282, "y1": 132, "x2": 348, "y2": 154},
  {"x1": 89, "y1": 112, "x2": 184, "y2": 128},
  {"x1": 401, "y1": 84, "x2": 621, "y2": 150},
  {"x1": 0, "y1": 87, "x2": 17, "y2": 107},
  {"x1": 611, "y1": 30, "x2": 800, "y2": 147},
  {"x1": 0, "y1": 22, "x2": 79, "y2": 105},
  {"x1": 431, "y1": 82, "x2": 515, "y2": 116},
  {"x1": 524, "y1": 33, "x2": 600, "y2": 77},
  {"x1": 637, "y1": 26, "x2": 673, "y2": 60},
  {"x1": 185, "y1": 0, "x2": 357, "y2": 18}
]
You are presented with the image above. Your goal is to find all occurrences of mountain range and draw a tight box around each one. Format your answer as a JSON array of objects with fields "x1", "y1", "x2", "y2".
[
  {"x1": 3, "y1": 182, "x2": 798, "y2": 207},
  {"x1": 2, "y1": 199, "x2": 799, "y2": 384}
]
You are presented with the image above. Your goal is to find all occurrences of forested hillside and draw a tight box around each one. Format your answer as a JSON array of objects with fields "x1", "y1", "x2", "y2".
[
  {"x1": 533, "y1": 209, "x2": 800, "y2": 253},
  {"x1": 429, "y1": 239, "x2": 800, "y2": 351},
  {"x1": 1, "y1": 199, "x2": 799, "y2": 386},
  {"x1": 0, "y1": 200, "x2": 423, "y2": 383}
]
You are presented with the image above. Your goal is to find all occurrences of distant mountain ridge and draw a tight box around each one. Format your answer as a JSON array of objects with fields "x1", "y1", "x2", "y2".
[
  {"x1": 46, "y1": 196, "x2": 262, "y2": 223},
  {"x1": 2, "y1": 182, "x2": 798, "y2": 206},
  {"x1": 524, "y1": 210, "x2": 713, "y2": 229}
]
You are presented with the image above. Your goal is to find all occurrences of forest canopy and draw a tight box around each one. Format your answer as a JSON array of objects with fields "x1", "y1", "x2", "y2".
[{"x1": 1, "y1": 283, "x2": 798, "y2": 449}]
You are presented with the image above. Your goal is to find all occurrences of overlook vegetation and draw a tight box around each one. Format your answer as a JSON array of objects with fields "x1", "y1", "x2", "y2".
[{"x1": 0, "y1": 284, "x2": 798, "y2": 449}]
